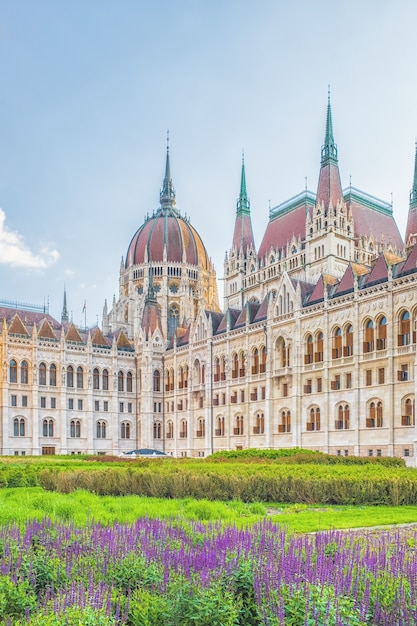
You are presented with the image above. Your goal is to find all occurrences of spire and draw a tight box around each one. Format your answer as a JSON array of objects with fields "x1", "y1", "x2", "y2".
[
  {"x1": 231, "y1": 153, "x2": 256, "y2": 254},
  {"x1": 236, "y1": 152, "x2": 250, "y2": 215},
  {"x1": 405, "y1": 142, "x2": 417, "y2": 246},
  {"x1": 316, "y1": 88, "x2": 343, "y2": 211},
  {"x1": 410, "y1": 141, "x2": 417, "y2": 208},
  {"x1": 160, "y1": 130, "x2": 176, "y2": 211},
  {"x1": 321, "y1": 86, "x2": 338, "y2": 165},
  {"x1": 61, "y1": 286, "x2": 68, "y2": 323}
]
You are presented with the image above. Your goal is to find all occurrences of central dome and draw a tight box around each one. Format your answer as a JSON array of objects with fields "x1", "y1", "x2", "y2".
[
  {"x1": 125, "y1": 148, "x2": 209, "y2": 269},
  {"x1": 126, "y1": 208, "x2": 209, "y2": 269}
]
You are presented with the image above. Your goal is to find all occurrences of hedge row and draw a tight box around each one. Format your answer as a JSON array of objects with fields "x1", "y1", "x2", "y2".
[
  {"x1": 209, "y1": 448, "x2": 405, "y2": 467},
  {"x1": 38, "y1": 466, "x2": 417, "y2": 505}
]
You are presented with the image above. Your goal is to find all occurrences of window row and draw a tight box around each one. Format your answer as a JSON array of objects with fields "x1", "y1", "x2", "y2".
[
  {"x1": 9, "y1": 361, "x2": 133, "y2": 391},
  {"x1": 154, "y1": 397, "x2": 416, "y2": 440},
  {"x1": 304, "y1": 311, "x2": 417, "y2": 363},
  {"x1": 12, "y1": 418, "x2": 132, "y2": 439}
]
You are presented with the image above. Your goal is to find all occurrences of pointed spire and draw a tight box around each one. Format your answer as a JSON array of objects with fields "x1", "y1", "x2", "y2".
[
  {"x1": 405, "y1": 141, "x2": 417, "y2": 246},
  {"x1": 61, "y1": 286, "x2": 68, "y2": 323},
  {"x1": 236, "y1": 152, "x2": 250, "y2": 215},
  {"x1": 410, "y1": 141, "x2": 417, "y2": 207},
  {"x1": 321, "y1": 86, "x2": 338, "y2": 165},
  {"x1": 231, "y1": 154, "x2": 256, "y2": 254},
  {"x1": 160, "y1": 130, "x2": 176, "y2": 211}
]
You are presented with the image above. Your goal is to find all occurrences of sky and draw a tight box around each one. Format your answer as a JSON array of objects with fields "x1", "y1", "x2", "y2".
[{"x1": 0, "y1": 0, "x2": 417, "y2": 327}]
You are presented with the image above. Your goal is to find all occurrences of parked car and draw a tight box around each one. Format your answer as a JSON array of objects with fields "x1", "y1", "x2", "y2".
[{"x1": 123, "y1": 448, "x2": 168, "y2": 457}]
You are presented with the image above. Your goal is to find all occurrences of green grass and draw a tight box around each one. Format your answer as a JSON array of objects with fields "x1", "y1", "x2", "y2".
[{"x1": 0, "y1": 487, "x2": 417, "y2": 532}]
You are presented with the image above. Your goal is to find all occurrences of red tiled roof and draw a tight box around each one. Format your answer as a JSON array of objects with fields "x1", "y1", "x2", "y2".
[
  {"x1": 258, "y1": 204, "x2": 307, "y2": 258},
  {"x1": 38, "y1": 318, "x2": 58, "y2": 340},
  {"x1": 232, "y1": 214, "x2": 255, "y2": 252},
  {"x1": 8, "y1": 314, "x2": 30, "y2": 336},
  {"x1": 405, "y1": 207, "x2": 417, "y2": 244},
  {"x1": 316, "y1": 162, "x2": 343, "y2": 209},
  {"x1": 347, "y1": 199, "x2": 402, "y2": 248}
]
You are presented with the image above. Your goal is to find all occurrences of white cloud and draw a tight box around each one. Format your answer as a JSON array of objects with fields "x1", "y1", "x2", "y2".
[{"x1": 0, "y1": 208, "x2": 59, "y2": 269}]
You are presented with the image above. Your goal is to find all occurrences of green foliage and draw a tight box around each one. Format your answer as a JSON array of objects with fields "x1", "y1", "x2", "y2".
[
  {"x1": 16, "y1": 606, "x2": 116, "y2": 625},
  {"x1": 229, "y1": 560, "x2": 262, "y2": 625},
  {"x1": 264, "y1": 583, "x2": 366, "y2": 626},
  {"x1": 0, "y1": 575, "x2": 37, "y2": 621},
  {"x1": 209, "y1": 447, "x2": 405, "y2": 467},
  {"x1": 127, "y1": 577, "x2": 242, "y2": 626},
  {"x1": 105, "y1": 553, "x2": 163, "y2": 592}
]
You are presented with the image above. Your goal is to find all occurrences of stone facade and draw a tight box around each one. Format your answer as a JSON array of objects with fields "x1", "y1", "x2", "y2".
[{"x1": 1, "y1": 96, "x2": 417, "y2": 463}]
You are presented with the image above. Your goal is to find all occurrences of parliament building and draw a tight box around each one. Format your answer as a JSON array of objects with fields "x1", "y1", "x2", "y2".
[{"x1": 2, "y1": 96, "x2": 417, "y2": 464}]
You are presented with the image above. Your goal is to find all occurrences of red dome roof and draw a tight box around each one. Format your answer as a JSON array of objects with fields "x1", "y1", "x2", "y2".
[{"x1": 126, "y1": 208, "x2": 209, "y2": 269}]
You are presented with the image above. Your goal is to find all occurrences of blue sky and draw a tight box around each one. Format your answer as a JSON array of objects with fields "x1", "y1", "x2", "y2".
[{"x1": 0, "y1": 0, "x2": 417, "y2": 326}]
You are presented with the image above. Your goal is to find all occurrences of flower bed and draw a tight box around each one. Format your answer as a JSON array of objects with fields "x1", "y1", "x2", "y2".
[{"x1": 0, "y1": 517, "x2": 416, "y2": 625}]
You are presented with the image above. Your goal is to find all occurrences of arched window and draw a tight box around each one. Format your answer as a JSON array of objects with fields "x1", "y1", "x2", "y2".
[
  {"x1": 180, "y1": 420, "x2": 188, "y2": 438},
  {"x1": 239, "y1": 352, "x2": 245, "y2": 377},
  {"x1": 96, "y1": 421, "x2": 106, "y2": 438},
  {"x1": 9, "y1": 359, "x2": 17, "y2": 384},
  {"x1": 153, "y1": 370, "x2": 160, "y2": 392},
  {"x1": 234, "y1": 415, "x2": 244, "y2": 436},
  {"x1": 193, "y1": 360, "x2": 201, "y2": 385},
  {"x1": 76, "y1": 367, "x2": 83, "y2": 389},
  {"x1": 118, "y1": 370, "x2": 124, "y2": 392},
  {"x1": 252, "y1": 348, "x2": 259, "y2": 375},
  {"x1": 364, "y1": 320, "x2": 374, "y2": 353},
  {"x1": 307, "y1": 407, "x2": 320, "y2": 431},
  {"x1": 102, "y1": 369, "x2": 109, "y2": 391},
  {"x1": 335, "y1": 404, "x2": 350, "y2": 429},
  {"x1": 121, "y1": 421, "x2": 131, "y2": 439},
  {"x1": 399, "y1": 311, "x2": 411, "y2": 346},
  {"x1": 166, "y1": 420, "x2": 174, "y2": 439},
  {"x1": 253, "y1": 412, "x2": 265, "y2": 434},
  {"x1": 332, "y1": 328, "x2": 342, "y2": 359},
  {"x1": 402, "y1": 398, "x2": 415, "y2": 426},
  {"x1": 305, "y1": 335, "x2": 313, "y2": 364},
  {"x1": 43, "y1": 419, "x2": 54, "y2": 437},
  {"x1": 153, "y1": 421, "x2": 162, "y2": 439},
  {"x1": 260, "y1": 346, "x2": 267, "y2": 373},
  {"x1": 20, "y1": 361, "x2": 28, "y2": 384},
  {"x1": 367, "y1": 402, "x2": 383, "y2": 428},
  {"x1": 126, "y1": 371, "x2": 133, "y2": 392},
  {"x1": 168, "y1": 304, "x2": 179, "y2": 339},
  {"x1": 232, "y1": 353, "x2": 239, "y2": 379},
  {"x1": 215, "y1": 416, "x2": 225, "y2": 436},
  {"x1": 220, "y1": 356, "x2": 226, "y2": 381},
  {"x1": 315, "y1": 333, "x2": 324, "y2": 363},
  {"x1": 39, "y1": 362, "x2": 46, "y2": 386},
  {"x1": 278, "y1": 410, "x2": 291, "y2": 433},
  {"x1": 377, "y1": 316, "x2": 387, "y2": 350},
  {"x1": 70, "y1": 420, "x2": 81, "y2": 438},
  {"x1": 197, "y1": 418, "x2": 205, "y2": 437},
  {"x1": 49, "y1": 364, "x2": 57, "y2": 387},
  {"x1": 66, "y1": 366, "x2": 74, "y2": 388},
  {"x1": 93, "y1": 368, "x2": 100, "y2": 390},
  {"x1": 13, "y1": 417, "x2": 25, "y2": 437},
  {"x1": 344, "y1": 324, "x2": 354, "y2": 356},
  {"x1": 214, "y1": 357, "x2": 220, "y2": 382},
  {"x1": 201, "y1": 365, "x2": 205, "y2": 385}
]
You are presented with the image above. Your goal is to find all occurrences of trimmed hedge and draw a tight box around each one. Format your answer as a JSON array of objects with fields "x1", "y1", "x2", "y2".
[{"x1": 38, "y1": 464, "x2": 417, "y2": 505}]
